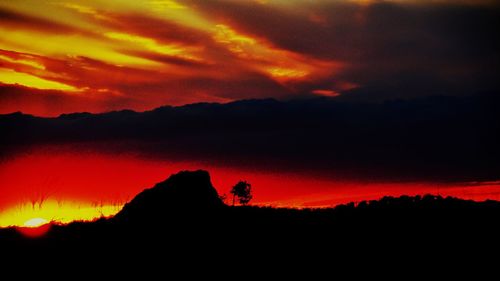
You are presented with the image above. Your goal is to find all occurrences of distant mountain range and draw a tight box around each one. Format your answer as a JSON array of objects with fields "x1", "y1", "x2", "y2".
[{"x1": 2, "y1": 94, "x2": 499, "y2": 182}]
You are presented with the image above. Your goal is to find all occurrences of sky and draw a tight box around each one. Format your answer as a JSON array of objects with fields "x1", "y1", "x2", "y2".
[
  {"x1": 0, "y1": 0, "x2": 498, "y2": 116},
  {"x1": 0, "y1": 0, "x2": 499, "y2": 227}
]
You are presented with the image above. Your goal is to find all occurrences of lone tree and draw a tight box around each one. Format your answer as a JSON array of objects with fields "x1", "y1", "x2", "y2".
[{"x1": 230, "y1": 181, "x2": 252, "y2": 206}]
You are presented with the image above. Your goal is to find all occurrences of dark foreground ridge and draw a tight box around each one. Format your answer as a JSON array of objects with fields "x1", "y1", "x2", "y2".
[{"x1": 1, "y1": 170, "x2": 500, "y2": 254}]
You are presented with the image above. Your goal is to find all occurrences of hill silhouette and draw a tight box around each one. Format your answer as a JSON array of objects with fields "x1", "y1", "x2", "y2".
[
  {"x1": 114, "y1": 170, "x2": 224, "y2": 223},
  {"x1": 1, "y1": 170, "x2": 500, "y2": 255}
]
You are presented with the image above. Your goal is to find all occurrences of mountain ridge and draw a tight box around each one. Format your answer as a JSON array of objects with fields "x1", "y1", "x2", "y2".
[{"x1": 1, "y1": 94, "x2": 499, "y2": 182}]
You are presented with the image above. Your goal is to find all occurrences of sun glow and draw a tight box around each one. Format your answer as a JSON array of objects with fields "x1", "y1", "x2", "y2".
[
  {"x1": 0, "y1": 200, "x2": 123, "y2": 228},
  {"x1": 23, "y1": 217, "x2": 48, "y2": 228}
]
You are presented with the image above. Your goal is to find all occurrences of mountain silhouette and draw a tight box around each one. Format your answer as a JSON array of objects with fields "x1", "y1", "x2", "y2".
[{"x1": 114, "y1": 170, "x2": 224, "y2": 223}]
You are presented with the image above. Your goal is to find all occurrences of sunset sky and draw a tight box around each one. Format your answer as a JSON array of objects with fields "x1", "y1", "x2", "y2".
[
  {"x1": 1, "y1": 0, "x2": 498, "y2": 115},
  {"x1": 1, "y1": 0, "x2": 499, "y2": 227}
]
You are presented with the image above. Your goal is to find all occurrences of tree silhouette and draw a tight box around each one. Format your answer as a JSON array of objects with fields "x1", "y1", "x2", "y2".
[{"x1": 230, "y1": 181, "x2": 252, "y2": 206}]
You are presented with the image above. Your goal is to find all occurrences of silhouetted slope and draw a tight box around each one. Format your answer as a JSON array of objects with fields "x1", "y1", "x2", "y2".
[{"x1": 114, "y1": 170, "x2": 224, "y2": 223}]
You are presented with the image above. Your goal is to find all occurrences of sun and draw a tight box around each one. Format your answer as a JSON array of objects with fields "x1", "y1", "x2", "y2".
[
  {"x1": 17, "y1": 217, "x2": 51, "y2": 238},
  {"x1": 23, "y1": 217, "x2": 49, "y2": 228}
]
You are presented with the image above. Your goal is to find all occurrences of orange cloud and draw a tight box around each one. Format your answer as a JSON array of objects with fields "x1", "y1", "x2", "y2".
[
  {"x1": 312, "y1": 89, "x2": 340, "y2": 97},
  {"x1": 212, "y1": 24, "x2": 342, "y2": 81},
  {"x1": 0, "y1": 68, "x2": 78, "y2": 92}
]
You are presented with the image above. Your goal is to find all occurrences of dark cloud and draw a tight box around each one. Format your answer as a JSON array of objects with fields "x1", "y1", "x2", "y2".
[
  {"x1": 2, "y1": 94, "x2": 499, "y2": 183},
  {"x1": 187, "y1": 0, "x2": 500, "y2": 100},
  {"x1": 0, "y1": 7, "x2": 95, "y2": 36}
]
